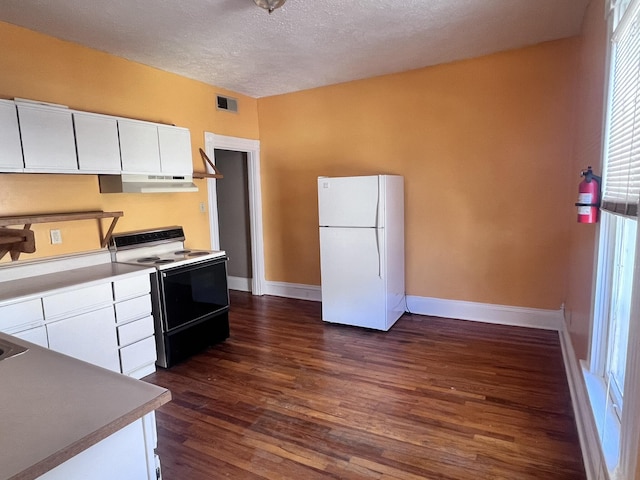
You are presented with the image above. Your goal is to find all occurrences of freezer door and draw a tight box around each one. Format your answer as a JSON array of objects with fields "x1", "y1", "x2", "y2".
[
  {"x1": 318, "y1": 176, "x2": 381, "y2": 228},
  {"x1": 319, "y1": 226, "x2": 387, "y2": 329}
]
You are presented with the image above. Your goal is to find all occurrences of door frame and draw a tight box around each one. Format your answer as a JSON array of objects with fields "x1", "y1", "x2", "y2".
[{"x1": 204, "y1": 132, "x2": 265, "y2": 296}]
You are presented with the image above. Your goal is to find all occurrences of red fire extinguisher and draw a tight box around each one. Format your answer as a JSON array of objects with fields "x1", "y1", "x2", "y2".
[{"x1": 575, "y1": 166, "x2": 601, "y2": 224}]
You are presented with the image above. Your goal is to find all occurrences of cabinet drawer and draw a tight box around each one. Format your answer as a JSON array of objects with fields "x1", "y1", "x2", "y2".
[
  {"x1": 115, "y1": 295, "x2": 152, "y2": 324},
  {"x1": 117, "y1": 315, "x2": 154, "y2": 347},
  {"x1": 0, "y1": 298, "x2": 43, "y2": 332},
  {"x1": 43, "y1": 283, "x2": 112, "y2": 320},
  {"x1": 12, "y1": 326, "x2": 48, "y2": 348},
  {"x1": 120, "y1": 336, "x2": 157, "y2": 375},
  {"x1": 113, "y1": 275, "x2": 151, "y2": 301}
]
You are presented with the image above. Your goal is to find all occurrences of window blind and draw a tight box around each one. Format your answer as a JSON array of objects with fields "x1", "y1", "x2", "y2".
[{"x1": 603, "y1": 0, "x2": 640, "y2": 217}]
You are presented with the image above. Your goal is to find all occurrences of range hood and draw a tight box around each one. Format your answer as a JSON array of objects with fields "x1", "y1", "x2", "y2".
[{"x1": 99, "y1": 174, "x2": 198, "y2": 193}]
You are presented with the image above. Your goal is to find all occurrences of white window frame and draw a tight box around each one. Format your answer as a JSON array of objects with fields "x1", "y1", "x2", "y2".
[{"x1": 587, "y1": 1, "x2": 640, "y2": 479}]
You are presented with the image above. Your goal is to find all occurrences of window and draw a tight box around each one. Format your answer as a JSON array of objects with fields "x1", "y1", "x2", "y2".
[
  {"x1": 595, "y1": 214, "x2": 636, "y2": 418},
  {"x1": 589, "y1": 0, "x2": 640, "y2": 477}
]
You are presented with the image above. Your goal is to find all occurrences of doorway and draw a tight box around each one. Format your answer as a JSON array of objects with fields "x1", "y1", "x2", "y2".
[
  {"x1": 204, "y1": 133, "x2": 265, "y2": 296},
  {"x1": 214, "y1": 150, "x2": 252, "y2": 292}
]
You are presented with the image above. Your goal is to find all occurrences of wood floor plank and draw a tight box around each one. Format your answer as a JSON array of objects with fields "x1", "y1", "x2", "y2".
[{"x1": 146, "y1": 291, "x2": 586, "y2": 479}]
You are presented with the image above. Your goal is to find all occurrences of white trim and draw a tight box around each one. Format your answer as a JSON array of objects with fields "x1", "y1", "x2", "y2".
[
  {"x1": 406, "y1": 295, "x2": 563, "y2": 330},
  {"x1": 204, "y1": 133, "x2": 265, "y2": 296},
  {"x1": 617, "y1": 216, "x2": 640, "y2": 479},
  {"x1": 263, "y1": 281, "x2": 322, "y2": 302},
  {"x1": 559, "y1": 321, "x2": 606, "y2": 480},
  {"x1": 591, "y1": 212, "x2": 616, "y2": 374},
  {"x1": 228, "y1": 276, "x2": 252, "y2": 292}
]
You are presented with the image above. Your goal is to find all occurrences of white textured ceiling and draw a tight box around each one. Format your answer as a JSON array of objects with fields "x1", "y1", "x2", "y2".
[{"x1": 0, "y1": 0, "x2": 590, "y2": 98}]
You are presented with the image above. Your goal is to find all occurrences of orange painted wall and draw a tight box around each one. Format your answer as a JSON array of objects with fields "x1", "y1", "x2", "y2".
[
  {"x1": 258, "y1": 40, "x2": 579, "y2": 310},
  {"x1": 0, "y1": 21, "x2": 258, "y2": 260},
  {"x1": 564, "y1": 0, "x2": 608, "y2": 361}
]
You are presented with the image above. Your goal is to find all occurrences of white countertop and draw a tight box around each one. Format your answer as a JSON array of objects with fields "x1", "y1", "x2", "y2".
[
  {"x1": 0, "y1": 332, "x2": 170, "y2": 480},
  {"x1": 0, "y1": 262, "x2": 155, "y2": 306}
]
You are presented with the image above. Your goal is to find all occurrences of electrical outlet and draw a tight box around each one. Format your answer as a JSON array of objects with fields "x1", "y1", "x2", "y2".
[
  {"x1": 199, "y1": 202, "x2": 206, "y2": 213},
  {"x1": 50, "y1": 229, "x2": 62, "y2": 245}
]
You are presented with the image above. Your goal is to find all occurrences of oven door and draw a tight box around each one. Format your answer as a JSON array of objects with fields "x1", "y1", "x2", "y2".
[{"x1": 159, "y1": 257, "x2": 229, "y2": 331}]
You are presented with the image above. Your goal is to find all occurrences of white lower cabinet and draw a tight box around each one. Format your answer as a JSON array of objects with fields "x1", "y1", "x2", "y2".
[
  {"x1": 47, "y1": 306, "x2": 120, "y2": 372},
  {"x1": 1, "y1": 270, "x2": 161, "y2": 480},
  {"x1": 113, "y1": 276, "x2": 157, "y2": 379},
  {"x1": 34, "y1": 272, "x2": 157, "y2": 377},
  {"x1": 36, "y1": 414, "x2": 158, "y2": 480}
]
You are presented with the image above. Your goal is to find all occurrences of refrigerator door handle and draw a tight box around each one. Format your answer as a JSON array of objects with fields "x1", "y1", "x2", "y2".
[{"x1": 375, "y1": 227, "x2": 383, "y2": 279}]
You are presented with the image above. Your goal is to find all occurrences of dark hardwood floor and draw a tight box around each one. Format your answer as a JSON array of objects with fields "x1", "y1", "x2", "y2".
[{"x1": 146, "y1": 291, "x2": 586, "y2": 480}]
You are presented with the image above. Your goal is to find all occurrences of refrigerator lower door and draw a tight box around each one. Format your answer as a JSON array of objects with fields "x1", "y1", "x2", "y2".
[{"x1": 319, "y1": 226, "x2": 387, "y2": 330}]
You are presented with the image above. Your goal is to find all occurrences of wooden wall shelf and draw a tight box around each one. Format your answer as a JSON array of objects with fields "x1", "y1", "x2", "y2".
[
  {"x1": 192, "y1": 148, "x2": 224, "y2": 179},
  {"x1": 0, "y1": 210, "x2": 123, "y2": 261}
]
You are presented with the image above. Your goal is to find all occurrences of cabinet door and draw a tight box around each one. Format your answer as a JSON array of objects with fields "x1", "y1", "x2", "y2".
[
  {"x1": 37, "y1": 418, "x2": 152, "y2": 480},
  {"x1": 158, "y1": 125, "x2": 193, "y2": 175},
  {"x1": 118, "y1": 119, "x2": 160, "y2": 174},
  {"x1": 74, "y1": 112, "x2": 121, "y2": 173},
  {"x1": 0, "y1": 100, "x2": 24, "y2": 171},
  {"x1": 18, "y1": 104, "x2": 78, "y2": 172},
  {"x1": 47, "y1": 306, "x2": 120, "y2": 372}
]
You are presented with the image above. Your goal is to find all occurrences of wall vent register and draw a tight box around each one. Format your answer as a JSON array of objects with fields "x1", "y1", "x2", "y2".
[{"x1": 216, "y1": 95, "x2": 238, "y2": 113}]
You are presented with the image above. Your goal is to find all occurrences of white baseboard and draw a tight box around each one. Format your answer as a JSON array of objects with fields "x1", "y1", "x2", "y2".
[
  {"x1": 263, "y1": 281, "x2": 321, "y2": 302},
  {"x1": 228, "y1": 276, "x2": 252, "y2": 292},
  {"x1": 558, "y1": 319, "x2": 605, "y2": 480},
  {"x1": 406, "y1": 295, "x2": 564, "y2": 330},
  {"x1": 260, "y1": 284, "x2": 563, "y2": 330}
]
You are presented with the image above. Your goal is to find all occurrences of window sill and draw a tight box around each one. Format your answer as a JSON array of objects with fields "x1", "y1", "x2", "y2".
[{"x1": 581, "y1": 360, "x2": 620, "y2": 476}]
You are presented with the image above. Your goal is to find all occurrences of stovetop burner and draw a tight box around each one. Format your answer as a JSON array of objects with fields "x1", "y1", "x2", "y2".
[
  {"x1": 174, "y1": 250, "x2": 191, "y2": 255},
  {"x1": 137, "y1": 256, "x2": 161, "y2": 263},
  {"x1": 155, "y1": 259, "x2": 175, "y2": 265},
  {"x1": 187, "y1": 251, "x2": 210, "y2": 257}
]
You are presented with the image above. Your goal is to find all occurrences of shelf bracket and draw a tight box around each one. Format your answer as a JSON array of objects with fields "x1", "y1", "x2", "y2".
[{"x1": 193, "y1": 148, "x2": 224, "y2": 179}]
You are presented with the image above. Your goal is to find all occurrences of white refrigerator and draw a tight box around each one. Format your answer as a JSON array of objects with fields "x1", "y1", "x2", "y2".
[{"x1": 318, "y1": 175, "x2": 405, "y2": 331}]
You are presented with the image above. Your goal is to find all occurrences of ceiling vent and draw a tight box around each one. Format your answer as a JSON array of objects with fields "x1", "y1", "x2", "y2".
[{"x1": 216, "y1": 95, "x2": 238, "y2": 113}]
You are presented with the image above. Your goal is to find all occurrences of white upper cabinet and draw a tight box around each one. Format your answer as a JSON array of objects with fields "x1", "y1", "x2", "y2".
[
  {"x1": 0, "y1": 98, "x2": 194, "y2": 177},
  {"x1": 0, "y1": 100, "x2": 24, "y2": 172},
  {"x1": 118, "y1": 119, "x2": 161, "y2": 174},
  {"x1": 73, "y1": 112, "x2": 121, "y2": 173},
  {"x1": 18, "y1": 103, "x2": 78, "y2": 172},
  {"x1": 158, "y1": 125, "x2": 193, "y2": 175}
]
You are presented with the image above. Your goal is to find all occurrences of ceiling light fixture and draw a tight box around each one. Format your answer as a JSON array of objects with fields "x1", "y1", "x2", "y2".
[{"x1": 253, "y1": 0, "x2": 286, "y2": 14}]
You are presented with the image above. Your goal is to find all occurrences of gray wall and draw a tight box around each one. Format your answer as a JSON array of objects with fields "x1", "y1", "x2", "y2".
[{"x1": 215, "y1": 149, "x2": 252, "y2": 279}]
